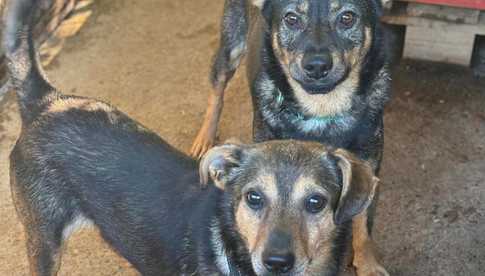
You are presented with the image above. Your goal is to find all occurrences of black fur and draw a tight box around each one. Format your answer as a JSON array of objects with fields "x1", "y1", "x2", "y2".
[{"x1": 4, "y1": 1, "x2": 249, "y2": 275}]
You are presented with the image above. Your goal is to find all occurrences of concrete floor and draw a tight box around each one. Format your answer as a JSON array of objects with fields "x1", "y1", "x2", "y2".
[{"x1": 1, "y1": 0, "x2": 485, "y2": 275}]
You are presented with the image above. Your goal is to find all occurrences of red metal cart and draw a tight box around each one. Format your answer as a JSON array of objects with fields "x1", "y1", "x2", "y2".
[{"x1": 383, "y1": 0, "x2": 485, "y2": 66}]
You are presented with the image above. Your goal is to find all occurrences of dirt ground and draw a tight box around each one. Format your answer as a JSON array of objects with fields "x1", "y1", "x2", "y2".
[{"x1": 1, "y1": 0, "x2": 484, "y2": 275}]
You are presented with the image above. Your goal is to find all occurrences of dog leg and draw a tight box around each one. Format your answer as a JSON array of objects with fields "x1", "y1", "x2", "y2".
[
  {"x1": 13, "y1": 200, "x2": 66, "y2": 276},
  {"x1": 11, "y1": 172, "x2": 70, "y2": 276},
  {"x1": 190, "y1": 0, "x2": 249, "y2": 159},
  {"x1": 24, "y1": 228, "x2": 63, "y2": 276},
  {"x1": 190, "y1": 85, "x2": 225, "y2": 159},
  {"x1": 352, "y1": 211, "x2": 389, "y2": 276}
]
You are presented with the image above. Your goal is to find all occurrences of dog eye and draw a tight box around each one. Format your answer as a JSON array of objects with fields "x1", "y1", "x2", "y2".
[
  {"x1": 339, "y1": 11, "x2": 356, "y2": 28},
  {"x1": 246, "y1": 191, "x2": 265, "y2": 210},
  {"x1": 305, "y1": 194, "x2": 327, "y2": 214},
  {"x1": 284, "y1": 12, "x2": 301, "y2": 28}
]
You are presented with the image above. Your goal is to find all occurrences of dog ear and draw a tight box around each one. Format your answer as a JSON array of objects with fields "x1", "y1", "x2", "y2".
[
  {"x1": 199, "y1": 141, "x2": 245, "y2": 190},
  {"x1": 332, "y1": 149, "x2": 379, "y2": 225}
]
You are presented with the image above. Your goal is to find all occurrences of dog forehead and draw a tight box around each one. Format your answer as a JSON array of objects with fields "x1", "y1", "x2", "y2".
[
  {"x1": 248, "y1": 141, "x2": 318, "y2": 168},
  {"x1": 275, "y1": 0, "x2": 325, "y2": 11},
  {"x1": 272, "y1": 0, "x2": 335, "y2": 9},
  {"x1": 243, "y1": 142, "x2": 340, "y2": 194},
  {"x1": 275, "y1": 0, "x2": 369, "y2": 14}
]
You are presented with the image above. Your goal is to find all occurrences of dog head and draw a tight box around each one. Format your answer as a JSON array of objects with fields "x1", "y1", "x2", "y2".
[
  {"x1": 254, "y1": 0, "x2": 382, "y2": 96},
  {"x1": 201, "y1": 140, "x2": 378, "y2": 275}
]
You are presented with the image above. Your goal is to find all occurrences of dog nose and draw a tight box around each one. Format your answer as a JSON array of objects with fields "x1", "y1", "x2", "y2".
[
  {"x1": 263, "y1": 252, "x2": 295, "y2": 273},
  {"x1": 302, "y1": 54, "x2": 333, "y2": 80}
]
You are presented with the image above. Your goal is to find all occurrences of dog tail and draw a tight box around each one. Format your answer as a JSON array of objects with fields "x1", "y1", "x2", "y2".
[{"x1": 4, "y1": 0, "x2": 54, "y2": 123}]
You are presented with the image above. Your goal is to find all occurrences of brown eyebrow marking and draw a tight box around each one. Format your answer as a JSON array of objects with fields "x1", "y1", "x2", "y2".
[{"x1": 235, "y1": 173, "x2": 278, "y2": 252}]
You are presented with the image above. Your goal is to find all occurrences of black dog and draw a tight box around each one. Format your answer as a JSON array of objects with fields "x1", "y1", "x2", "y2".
[
  {"x1": 191, "y1": 1, "x2": 391, "y2": 275},
  {"x1": 6, "y1": 0, "x2": 380, "y2": 275}
]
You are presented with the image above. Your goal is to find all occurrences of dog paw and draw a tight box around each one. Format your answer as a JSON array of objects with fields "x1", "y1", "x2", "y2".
[
  {"x1": 355, "y1": 263, "x2": 389, "y2": 276},
  {"x1": 190, "y1": 128, "x2": 216, "y2": 159}
]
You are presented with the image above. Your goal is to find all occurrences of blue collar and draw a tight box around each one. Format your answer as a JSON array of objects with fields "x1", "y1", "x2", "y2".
[{"x1": 297, "y1": 112, "x2": 346, "y2": 123}]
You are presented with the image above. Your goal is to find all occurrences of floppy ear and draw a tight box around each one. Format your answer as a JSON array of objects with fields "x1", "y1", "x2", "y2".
[
  {"x1": 332, "y1": 149, "x2": 379, "y2": 225},
  {"x1": 199, "y1": 141, "x2": 244, "y2": 190}
]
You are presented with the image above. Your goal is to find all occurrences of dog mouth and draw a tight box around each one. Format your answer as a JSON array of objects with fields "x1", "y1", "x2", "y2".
[
  {"x1": 251, "y1": 254, "x2": 308, "y2": 276},
  {"x1": 298, "y1": 81, "x2": 339, "y2": 95},
  {"x1": 254, "y1": 267, "x2": 306, "y2": 276},
  {"x1": 288, "y1": 63, "x2": 348, "y2": 95}
]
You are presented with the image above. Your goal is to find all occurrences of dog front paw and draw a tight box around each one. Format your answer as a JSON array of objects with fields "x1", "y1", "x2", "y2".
[
  {"x1": 190, "y1": 126, "x2": 217, "y2": 159},
  {"x1": 355, "y1": 262, "x2": 389, "y2": 276}
]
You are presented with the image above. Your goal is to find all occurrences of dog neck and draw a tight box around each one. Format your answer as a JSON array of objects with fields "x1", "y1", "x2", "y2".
[
  {"x1": 269, "y1": 30, "x2": 358, "y2": 118},
  {"x1": 286, "y1": 72, "x2": 357, "y2": 116},
  {"x1": 256, "y1": 72, "x2": 358, "y2": 136},
  {"x1": 253, "y1": 34, "x2": 358, "y2": 134}
]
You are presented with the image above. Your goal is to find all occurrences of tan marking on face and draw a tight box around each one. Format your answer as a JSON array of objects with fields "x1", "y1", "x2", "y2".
[
  {"x1": 272, "y1": 25, "x2": 357, "y2": 116},
  {"x1": 235, "y1": 173, "x2": 278, "y2": 252},
  {"x1": 272, "y1": 33, "x2": 291, "y2": 68},
  {"x1": 285, "y1": 28, "x2": 373, "y2": 117},
  {"x1": 292, "y1": 175, "x2": 337, "y2": 265},
  {"x1": 290, "y1": 175, "x2": 314, "y2": 260},
  {"x1": 272, "y1": 32, "x2": 353, "y2": 117},
  {"x1": 363, "y1": 27, "x2": 373, "y2": 59},
  {"x1": 48, "y1": 98, "x2": 113, "y2": 113},
  {"x1": 345, "y1": 27, "x2": 373, "y2": 67},
  {"x1": 288, "y1": 72, "x2": 356, "y2": 116}
]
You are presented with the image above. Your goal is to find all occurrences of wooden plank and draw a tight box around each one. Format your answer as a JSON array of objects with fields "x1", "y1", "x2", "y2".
[
  {"x1": 403, "y1": 25, "x2": 475, "y2": 65},
  {"x1": 401, "y1": 0, "x2": 485, "y2": 10},
  {"x1": 406, "y1": 2, "x2": 481, "y2": 24},
  {"x1": 382, "y1": 14, "x2": 485, "y2": 35}
]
